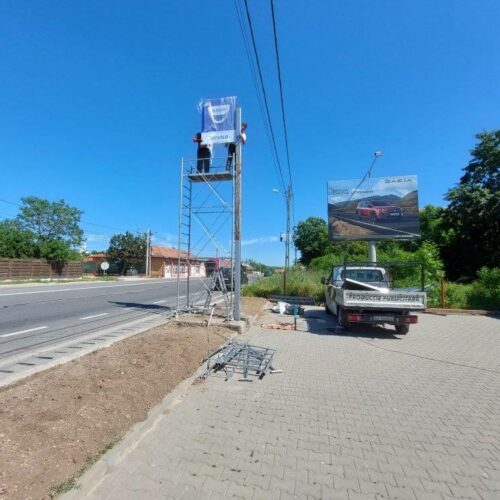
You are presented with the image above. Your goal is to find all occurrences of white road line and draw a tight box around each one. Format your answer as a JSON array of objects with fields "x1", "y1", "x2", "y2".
[
  {"x1": 0, "y1": 279, "x2": 189, "y2": 297},
  {"x1": 1, "y1": 326, "x2": 48, "y2": 338},
  {"x1": 80, "y1": 313, "x2": 109, "y2": 320},
  {"x1": 153, "y1": 300, "x2": 167, "y2": 304}
]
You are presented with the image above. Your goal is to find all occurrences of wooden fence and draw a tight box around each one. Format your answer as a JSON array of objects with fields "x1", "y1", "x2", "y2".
[{"x1": 0, "y1": 258, "x2": 83, "y2": 280}]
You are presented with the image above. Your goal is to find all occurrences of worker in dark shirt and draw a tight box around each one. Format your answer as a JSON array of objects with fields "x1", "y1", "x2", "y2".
[{"x1": 193, "y1": 132, "x2": 212, "y2": 173}]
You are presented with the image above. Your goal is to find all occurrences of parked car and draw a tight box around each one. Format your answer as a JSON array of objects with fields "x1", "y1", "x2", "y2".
[{"x1": 356, "y1": 200, "x2": 402, "y2": 223}]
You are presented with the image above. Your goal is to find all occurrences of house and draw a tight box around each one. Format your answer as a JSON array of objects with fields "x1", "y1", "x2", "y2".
[{"x1": 151, "y1": 246, "x2": 205, "y2": 279}]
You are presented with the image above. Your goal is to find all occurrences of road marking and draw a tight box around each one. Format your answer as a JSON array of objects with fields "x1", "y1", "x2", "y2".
[
  {"x1": 80, "y1": 313, "x2": 109, "y2": 320},
  {"x1": 1, "y1": 326, "x2": 48, "y2": 338},
  {"x1": 0, "y1": 279, "x2": 191, "y2": 297},
  {"x1": 153, "y1": 300, "x2": 166, "y2": 304}
]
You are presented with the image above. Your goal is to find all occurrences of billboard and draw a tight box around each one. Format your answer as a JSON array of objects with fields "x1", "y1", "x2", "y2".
[
  {"x1": 327, "y1": 175, "x2": 420, "y2": 241},
  {"x1": 201, "y1": 96, "x2": 237, "y2": 145}
]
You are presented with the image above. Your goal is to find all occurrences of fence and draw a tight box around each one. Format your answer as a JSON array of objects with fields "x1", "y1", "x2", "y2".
[{"x1": 0, "y1": 258, "x2": 83, "y2": 280}]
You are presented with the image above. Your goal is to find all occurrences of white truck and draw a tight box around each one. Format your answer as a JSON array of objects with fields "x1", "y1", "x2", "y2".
[{"x1": 322, "y1": 263, "x2": 427, "y2": 334}]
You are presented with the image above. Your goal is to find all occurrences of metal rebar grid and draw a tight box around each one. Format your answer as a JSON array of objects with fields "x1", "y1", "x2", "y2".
[{"x1": 202, "y1": 342, "x2": 278, "y2": 381}]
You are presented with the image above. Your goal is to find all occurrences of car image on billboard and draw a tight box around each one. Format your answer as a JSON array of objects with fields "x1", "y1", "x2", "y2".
[{"x1": 327, "y1": 175, "x2": 420, "y2": 241}]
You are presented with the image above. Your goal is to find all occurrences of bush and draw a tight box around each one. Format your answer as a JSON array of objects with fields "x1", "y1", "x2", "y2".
[{"x1": 467, "y1": 267, "x2": 500, "y2": 310}]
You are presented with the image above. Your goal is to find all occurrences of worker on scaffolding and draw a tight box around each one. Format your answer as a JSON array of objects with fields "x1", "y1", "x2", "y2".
[
  {"x1": 193, "y1": 132, "x2": 212, "y2": 173},
  {"x1": 225, "y1": 122, "x2": 247, "y2": 171}
]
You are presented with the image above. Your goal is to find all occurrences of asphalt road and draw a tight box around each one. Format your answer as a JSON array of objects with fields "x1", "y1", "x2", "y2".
[
  {"x1": 329, "y1": 209, "x2": 420, "y2": 237},
  {"x1": 0, "y1": 278, "x2": 210, "y2": 361}
]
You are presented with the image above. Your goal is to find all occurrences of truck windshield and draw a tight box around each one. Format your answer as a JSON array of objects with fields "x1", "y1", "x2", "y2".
[{"x1": 344, "y1": 269, "x2": 385, "y2": 283}]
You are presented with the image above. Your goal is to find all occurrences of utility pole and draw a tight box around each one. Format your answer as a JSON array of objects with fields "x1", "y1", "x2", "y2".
[
  {"x1": 233, "y1": 107, "x2": 242, "y2": 321},
  {"x1": 145, "y1": 228, "x2": 151, "y2": 277},
  {"x1": 284, "y1": 186, "x2": 292, "y2": 294}
]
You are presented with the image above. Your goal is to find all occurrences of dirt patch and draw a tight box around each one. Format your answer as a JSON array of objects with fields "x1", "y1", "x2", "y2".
[
  {"x1": 0, "y1": 297, "x2": 267, "y2": 499},
  {"x1": 241, "y1": 296, "x2": 270, "y2": 318},
  {"x1": 329, "y1": 218, "x2": 377, "y2": 237}
]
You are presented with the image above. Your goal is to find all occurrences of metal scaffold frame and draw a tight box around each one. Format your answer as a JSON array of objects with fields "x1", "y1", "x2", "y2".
[{"x1": 175, "y1": 156, "x2": 235, "y2": 319}]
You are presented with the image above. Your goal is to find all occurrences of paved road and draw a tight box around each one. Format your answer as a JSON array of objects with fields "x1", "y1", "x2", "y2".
[
  {"x1": 328, "y1": 206, "x2": 420, "y2": 238},
  {"x1": 69, "y1": 308, "x2": 500, "y2": 499},
  {"x1": 0, "y1": 278, "x2": 209, "y2": 361}
]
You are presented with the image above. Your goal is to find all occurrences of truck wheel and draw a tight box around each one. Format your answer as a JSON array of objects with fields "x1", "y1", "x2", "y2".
[
  {"x1": 338, "y1": 307, "x2": 349, "y2": 330},
  {"x1": 395, "y1": 324, "x2": 409, "y2": 335},
  {"x1": 325, "y1": 304, "x2": 332, "y2": 315}
]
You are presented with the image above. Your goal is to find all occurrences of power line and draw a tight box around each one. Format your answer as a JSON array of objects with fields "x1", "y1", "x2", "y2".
[
  {"x1": 233, "y1": 0, "x2": 285, "y2": 192},
  {"x1": 0, "y1": 197, "x2": 141, "y2": 235},
  {"x1": 269, "y1": 0, "x2": 293, "y2": 192},
  {"x1": 241, "y1": 0, "x2": 287, "y2": 192}
]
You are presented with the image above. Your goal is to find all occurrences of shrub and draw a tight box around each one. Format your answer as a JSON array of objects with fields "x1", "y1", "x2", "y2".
[{"x1": 467, "y1": 267, "x2": 500, "y2": 310}]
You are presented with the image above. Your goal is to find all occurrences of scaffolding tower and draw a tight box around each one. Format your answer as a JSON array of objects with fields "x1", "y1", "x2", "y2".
[{"x1": 176, "y1": 156, "x2": 235, "y2": 319}]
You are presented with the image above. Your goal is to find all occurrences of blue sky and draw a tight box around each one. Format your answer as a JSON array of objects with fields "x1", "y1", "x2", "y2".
[{"x1": 0, "y1": 0, "x2": 498, "y2": 265}]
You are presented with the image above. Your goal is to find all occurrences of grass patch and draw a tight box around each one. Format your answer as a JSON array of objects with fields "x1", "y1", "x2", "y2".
[
  {"x1": 243, "y1": 269, "x2": 324, "y2": 303},
  {"x1": 49, "y1": 442, "x2": 115, "y2": 498}
]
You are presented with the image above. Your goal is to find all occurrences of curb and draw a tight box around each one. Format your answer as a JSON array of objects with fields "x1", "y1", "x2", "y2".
[
  {"x1": 425, "y1": 308, "x2": 500, "y2": 317},
  {"x1": 62, "y1": 302, "x2": 268, "y2": 498}
]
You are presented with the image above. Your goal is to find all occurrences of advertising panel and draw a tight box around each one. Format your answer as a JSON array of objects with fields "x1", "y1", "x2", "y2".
[
  {"x1": 327, "y1": 175, "x2": 420, "y2": 241},
  {"x1": 201, "y1": 96, "x2": 237, "y2": 145}
]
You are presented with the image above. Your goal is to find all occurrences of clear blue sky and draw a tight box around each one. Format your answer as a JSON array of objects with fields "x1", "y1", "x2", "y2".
[{"x1": 1, "y1": 0, "x2": 498, "y2": 265}]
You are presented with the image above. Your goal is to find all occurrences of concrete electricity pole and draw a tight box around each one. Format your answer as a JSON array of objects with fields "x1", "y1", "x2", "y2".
[
  {"x1": 233, "y1": 107, "x2": 243, "y2": 321},
  {"x1": 284, "y1": 186, "x2": 292, "y2": 294}
]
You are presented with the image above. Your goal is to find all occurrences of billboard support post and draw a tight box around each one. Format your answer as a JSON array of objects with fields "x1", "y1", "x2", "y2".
[
  {"x1": 233, "y1": 106, "x2": 242, "y2": 321},
  {"x1": 368, "y1": 241, "x2": 377, "y2": 263}
]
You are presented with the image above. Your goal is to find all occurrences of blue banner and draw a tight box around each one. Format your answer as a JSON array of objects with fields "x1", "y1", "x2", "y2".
[{"x1": 201, "y1": 96, "x2": 237, "y2": 145}]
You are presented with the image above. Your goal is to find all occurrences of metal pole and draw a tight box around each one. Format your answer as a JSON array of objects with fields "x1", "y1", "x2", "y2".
[
  {"x1": 284, "y1": 186, "x2": 291, "y2": 294},
  {"x1": 176, "y1": 158, "x2": 184, "y2": 314},
  {"x1": 233, "y1": 107, "x2": 242, "y2": 321},
  {"x1": 145, "y1": 228, "x2": 151, "y2": 278},
  {"x1": 368, "y1": 241, "x2": 377, "y2": 263}
]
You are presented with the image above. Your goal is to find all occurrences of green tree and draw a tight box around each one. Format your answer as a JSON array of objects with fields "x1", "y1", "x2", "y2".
[
  {"x1": 0, "y1": 220, "x2": 38, "y2": 258},
  {"x1": 443, "y1": 130, "x2": 500, "y2": 279},
  {"x1": 107, "y1": 232, "x2": 147, "y2": 275},
  {"x1": 293, "y1": 217, "x2": 332, "y2": 265},
  {"x1": 17, "y1": 196, "x2": 84, "y2": 247}
]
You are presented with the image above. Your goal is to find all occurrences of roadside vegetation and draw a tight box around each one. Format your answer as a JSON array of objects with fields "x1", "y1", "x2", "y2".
[{"x1": 245, "y1": 130, "x2": 500, "y2": 311}]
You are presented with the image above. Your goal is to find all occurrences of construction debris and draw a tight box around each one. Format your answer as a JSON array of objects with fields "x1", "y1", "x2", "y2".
[{"x1": 202, "y1": 342, "x2": 279, "y2": 381}]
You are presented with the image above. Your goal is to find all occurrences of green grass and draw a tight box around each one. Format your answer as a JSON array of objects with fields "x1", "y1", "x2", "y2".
[
  {"x1": 243, "y1": 268, "x2": 324, "y2": 303},
  {"x1": 244, "y1": 267, "x2": 500, "y2": 311},
  {"x1": 49, "y1": 442, "x2": 115, "y2": 498}
]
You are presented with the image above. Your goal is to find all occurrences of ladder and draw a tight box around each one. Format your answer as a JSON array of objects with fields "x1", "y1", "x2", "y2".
[{"x1": 204, "y1": 268, "x2": 231, "y2": 318}]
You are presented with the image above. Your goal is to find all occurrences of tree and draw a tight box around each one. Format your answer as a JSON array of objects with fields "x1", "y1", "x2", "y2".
[
  {"x1": 293, "y1": 217, "x2": 331, "y2": 265},
  {"x1": 107, "y1": 232, "x2": 147, "y2": 275},
  {"x1": 442, "y1": 130, "x2": 500, "y2": 279},
  {"x1": 0, "y1": 220, "x2": 38, "y2": 258},
  {"x1": 17, "y1": 196, "x2": 84, "y2": 247}
]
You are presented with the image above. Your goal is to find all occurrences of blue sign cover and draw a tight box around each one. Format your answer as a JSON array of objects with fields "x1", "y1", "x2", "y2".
[{"x1": 201, "y1": 96, "x2": 237, "y2": 145}]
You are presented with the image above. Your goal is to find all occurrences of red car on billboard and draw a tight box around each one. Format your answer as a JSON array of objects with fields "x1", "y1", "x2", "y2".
[{"x1": 356, "y1": 200, "x2": 402, "y2": 223}]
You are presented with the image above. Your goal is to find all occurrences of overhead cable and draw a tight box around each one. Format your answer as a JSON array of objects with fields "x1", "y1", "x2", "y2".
[{"x1": 241, "y1": 0, "x2": 287, "y2": 192}]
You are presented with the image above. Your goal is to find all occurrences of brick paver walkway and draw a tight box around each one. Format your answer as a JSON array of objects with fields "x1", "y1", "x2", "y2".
[{"x1": 68, "y1": 310, "x2": 500, "y2": 499}]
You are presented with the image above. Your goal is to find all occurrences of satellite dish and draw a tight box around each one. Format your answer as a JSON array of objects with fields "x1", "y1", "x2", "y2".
[{"x1": 100, "y1": 261, "x2": 110, "y2": 271}]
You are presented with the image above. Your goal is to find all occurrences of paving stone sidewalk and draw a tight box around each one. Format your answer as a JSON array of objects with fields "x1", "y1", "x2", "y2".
[{"x1": 66, "y1": 309, "x2": 500, "y2": 499}]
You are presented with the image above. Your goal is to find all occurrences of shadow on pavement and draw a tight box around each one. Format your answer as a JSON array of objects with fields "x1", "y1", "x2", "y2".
[
  {"x1": 109, "y1": 301, "x2": 174, "y2": 315},
  {"x1": 302, "y1": 309, "x2": 400, "y2": 340}
]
